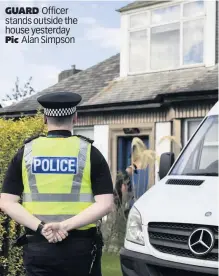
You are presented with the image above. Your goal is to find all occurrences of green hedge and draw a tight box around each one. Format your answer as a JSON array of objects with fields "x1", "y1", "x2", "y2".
[{"x1": 0, "y1": 114, "x2": 46, "y2": 276}]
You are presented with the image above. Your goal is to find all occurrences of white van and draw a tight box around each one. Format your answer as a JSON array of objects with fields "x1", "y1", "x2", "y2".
[{"x1": 120, "y1": 102, "x2": 218, "y2": 276}]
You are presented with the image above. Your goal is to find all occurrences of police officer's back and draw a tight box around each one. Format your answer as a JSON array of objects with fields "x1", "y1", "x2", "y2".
[{"x1": 0, "y1": 92, "x2": 114, "y2": 276}]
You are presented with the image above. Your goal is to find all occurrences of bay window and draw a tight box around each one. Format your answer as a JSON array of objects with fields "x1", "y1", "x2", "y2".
[{"x1": 128, "y1": 0, "x2": 206, "y2": 73}]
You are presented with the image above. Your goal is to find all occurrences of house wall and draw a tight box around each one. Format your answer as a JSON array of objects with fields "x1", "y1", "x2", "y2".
[
  {"x1": 73, "y1": 126, "x2": 94, "y2": 140},
  {"x1": 93, "y1": 125, "x2": 109, "y2": 164},
  {"x1": 120, "y1": 13, "x2": 129, "y2": 78},
  {"x1": 216, "y1": 0, "x2": 219, "y2": 63},
  {"x1": 205, "y1": 0, "x2": 217, "y2": 67},
  {"x1": 76, "y1": 109, "x2": 167, "y2": 126},
  {"x1": 174, "y1": 103, "x2": 214, "y2": 119},
  {"x1": 155, "y1": 122, "x2": 171, "y2": 183}
]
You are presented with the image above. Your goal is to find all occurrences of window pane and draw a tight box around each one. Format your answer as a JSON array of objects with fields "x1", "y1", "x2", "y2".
[
  {"x1": 199, "y1": 146, "x2": 218, "y2": 170},
  {"x1": 129, "y1": 30, "x2": 147, "y2": 73},
  {"x1": 183, "y1": 19, "x2": 204, "y2": 65},
  {"x1": 200, "y1": 120, "x2": 218, "y2": 169},
  {"x1": 151, "y1": 23, "x2": 180, "y2": 70},
  {"x1": 130, "y1": 12, "x2": 149, "y2": 29},
  {"x1": 187, "y1": 120, "x2": 202, "y2": 140},
  {"x1": 171, "y1": 116, "x2": 218, "y2": 176},
  {"x1": 151, "y1": 5, "x2": 180, "y2": 24},
  {"x1": 183, "y1": 0, "x2": 204, "y2": 18},
  {"x1": 204, "y1": 120, "x2": 218, "y2": 143}
]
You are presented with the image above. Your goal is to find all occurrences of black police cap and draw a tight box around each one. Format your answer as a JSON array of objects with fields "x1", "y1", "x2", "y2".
[{"x1": 37, "y1": 92, "x2": 82, "y2": 117}]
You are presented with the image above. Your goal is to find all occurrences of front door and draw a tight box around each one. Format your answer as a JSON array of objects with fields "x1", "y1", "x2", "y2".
[{"x1": 117, "y1": 136, "x2": 149, "y2": 199}]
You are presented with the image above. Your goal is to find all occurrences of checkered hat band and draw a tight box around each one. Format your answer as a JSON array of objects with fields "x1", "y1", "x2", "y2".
[{"x1": 44, "y1": 107, "x2": 76, "y2": 117}]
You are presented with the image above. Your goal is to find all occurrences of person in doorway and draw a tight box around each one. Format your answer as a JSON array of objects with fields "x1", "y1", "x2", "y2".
[
  {"x1": 0, "y1": 91, "x2": 114, "y2": 276},
  {"x1": 129, "y1": 138, "x2": 150, "y2": 199},
  {"x1": 114, "y1": 150, "x2": 138, "y2": 217},
  {"x1": 119, "y1": 139, "x2": 150, "y2": 210}
]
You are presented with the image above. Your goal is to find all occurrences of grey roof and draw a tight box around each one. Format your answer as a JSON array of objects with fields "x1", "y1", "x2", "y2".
[
  {"x1": 117, "y1": 1, "x2": 170, "y2": 12},
  {"x1": 84, "y1": 65, "x2": 218, "y2": 106},
  {"x1": 0, "y1": 54, "x2": 120, "y2": 114},
  {"x1": 0, "y1": 53, "x2": 218, "y2": 115}
]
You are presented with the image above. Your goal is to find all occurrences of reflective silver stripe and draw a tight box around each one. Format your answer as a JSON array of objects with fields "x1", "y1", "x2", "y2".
[
  {"x1": 24, "y1": 141, "x2": 39, "y2": 201},
  {"x1": 34, "y1": 215, "x2": 74, "y2": 223},
  {"x1": 23, "y1": 138, "x2": 93, "y2": 203},
  {"x1": 23, "y1": 193, "x2": 94, "y2": 202},
  {"x1": 71, "y1": 139, "x2": 88, "y2": 200}
]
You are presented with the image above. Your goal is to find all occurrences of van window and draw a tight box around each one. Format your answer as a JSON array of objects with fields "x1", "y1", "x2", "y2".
[{"x1": 171, "y1": 115, "x2": 218, "y2": 176}]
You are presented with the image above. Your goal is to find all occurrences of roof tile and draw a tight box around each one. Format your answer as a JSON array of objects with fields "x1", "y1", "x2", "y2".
[
  {"x1": 117, "y1": 1, "x2": 170, "y2": 12},
  {"x1": 0, "y1": 53, "x2": 218, "y2": 115}
]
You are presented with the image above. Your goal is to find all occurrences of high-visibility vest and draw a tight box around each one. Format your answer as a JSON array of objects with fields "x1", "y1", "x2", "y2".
[{"x1": 22, "y1": 136, "x2": 95, "y2": 230}]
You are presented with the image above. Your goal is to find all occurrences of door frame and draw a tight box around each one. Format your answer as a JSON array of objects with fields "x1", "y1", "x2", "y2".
[
  {"x1": 109, "y1": 123, "x2": 155, "y2": 189},
  {"x1": 117, "y1": 135, "x2": 149, "y2": 172}
]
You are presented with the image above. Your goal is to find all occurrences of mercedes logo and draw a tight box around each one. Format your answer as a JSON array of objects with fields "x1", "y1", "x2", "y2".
[
  {"x1": 205, "y1": 212, "x2": 212, "y2": 217},
  {"x1": 188, "y1": 228, "x2": 215, "y2": 256}
]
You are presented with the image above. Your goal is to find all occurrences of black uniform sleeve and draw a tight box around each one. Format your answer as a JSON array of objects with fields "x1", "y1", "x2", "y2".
[
  {"x1": 1, "y1": 147, "x2": 24, "y2": 196},
  {"x1": 1, "y1": 143, "x2": 114, "y2": 197},
  {"x1": 90, "y1": 146, "x2": 113, "y2": 196}
]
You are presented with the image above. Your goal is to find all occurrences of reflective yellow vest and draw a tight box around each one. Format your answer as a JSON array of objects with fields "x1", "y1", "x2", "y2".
[{"x1": 22, "y1": 136, "x2": 95, "y2": 230}]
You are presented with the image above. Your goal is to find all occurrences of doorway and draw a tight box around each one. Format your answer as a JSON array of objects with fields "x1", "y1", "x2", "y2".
[{"x1": 117, "y1": 136, "x2": 149, "y2": 198}]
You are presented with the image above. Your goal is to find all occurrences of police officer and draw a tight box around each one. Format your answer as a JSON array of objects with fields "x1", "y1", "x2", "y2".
[{"x1": 0, "y1": 92, "x2": 114, "y2": 276}]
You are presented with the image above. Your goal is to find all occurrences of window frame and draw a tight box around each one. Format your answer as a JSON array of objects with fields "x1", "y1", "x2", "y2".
[
  {"x1": 184, "y1": 118, "x2": 203, "y2": 145},
  {"x1": 170, "y1": 115, "x2": 218, "y2": 175},
  {"x1": 127, "y1": 0, "x2": 207, "y2": 74}
]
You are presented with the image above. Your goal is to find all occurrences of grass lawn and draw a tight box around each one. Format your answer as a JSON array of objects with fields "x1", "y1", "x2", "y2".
[{"x1": 102, "y1": 253, "x2": 122, "y2": 276}]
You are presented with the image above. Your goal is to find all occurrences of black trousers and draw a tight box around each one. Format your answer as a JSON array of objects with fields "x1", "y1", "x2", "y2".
[{"x1": 23, "y1": 235, "x2": 102, "y2": 276}]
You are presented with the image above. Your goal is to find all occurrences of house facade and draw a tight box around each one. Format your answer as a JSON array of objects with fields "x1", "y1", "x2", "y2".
[{"x1": 0, "y1": 0, "x2": 218, "y2": 189}]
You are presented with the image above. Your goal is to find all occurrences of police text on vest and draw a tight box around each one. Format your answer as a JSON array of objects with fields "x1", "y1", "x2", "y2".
[{"x1": 32, "y1": 157, "x2": 78, "y2": 174}]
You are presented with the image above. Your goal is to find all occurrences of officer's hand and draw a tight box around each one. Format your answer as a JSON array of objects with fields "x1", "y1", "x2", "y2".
[
  {"x1": 42, "y1": 222, "x2": 68, "y2": 243},
  {"x1": 42, "y1": 229, "x2": 67, "y2": 243}
]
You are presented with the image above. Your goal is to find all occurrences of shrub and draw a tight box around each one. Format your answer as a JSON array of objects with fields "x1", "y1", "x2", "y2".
[
  {"x1": 0, "y1": 113, "x2": 46, "y2": 276},
  {"x1": 102, "y1": 172, "x2": 130, "y2": 254}
]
